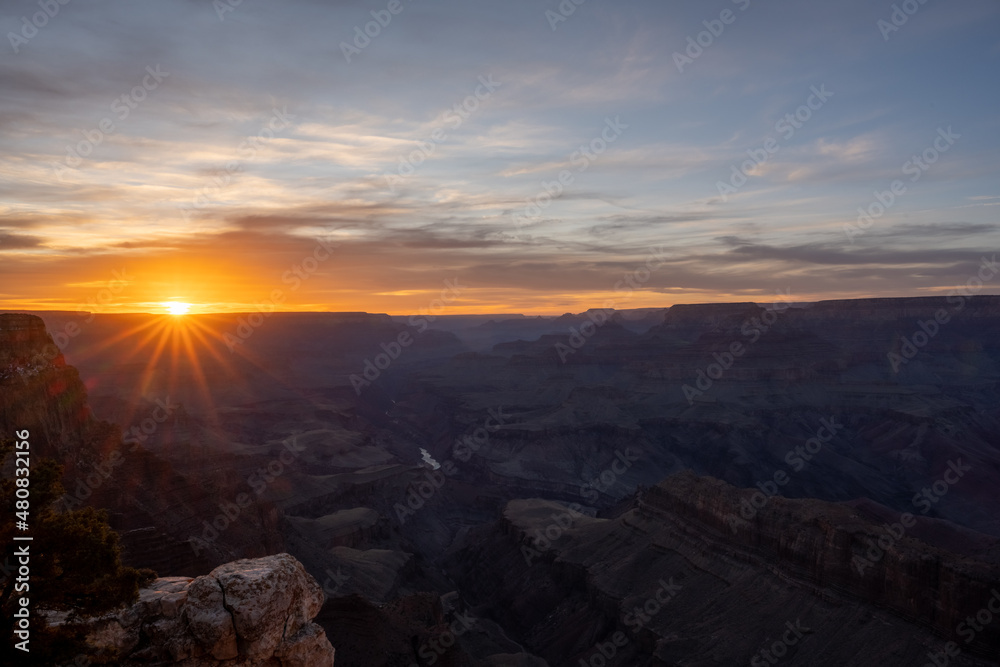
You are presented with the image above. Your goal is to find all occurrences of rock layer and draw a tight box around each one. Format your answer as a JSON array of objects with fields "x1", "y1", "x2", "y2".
[
  {"x1": 643, "y1": 471, "x2": 1000, "y2": 656},
  {"x1": 450, "y1": 472, "x2": 1000, "y2": 666}
]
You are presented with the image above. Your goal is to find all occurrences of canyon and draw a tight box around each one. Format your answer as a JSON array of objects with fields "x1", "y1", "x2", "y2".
[{"x1": 2, "y1": 296, "x2": 999, "y2": 665}]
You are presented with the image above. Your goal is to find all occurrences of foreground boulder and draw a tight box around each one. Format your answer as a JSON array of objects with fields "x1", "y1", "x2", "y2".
[{"x1": 82, "y1": 553, "x2": 335, "y2": 665}]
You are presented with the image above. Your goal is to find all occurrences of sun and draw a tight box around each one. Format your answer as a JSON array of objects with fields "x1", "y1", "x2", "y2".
[{"x1": 165, "y1": 302, "x2": 192, "y2": 316}]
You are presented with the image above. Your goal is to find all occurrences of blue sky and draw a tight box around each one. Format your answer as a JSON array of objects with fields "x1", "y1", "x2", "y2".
[{"x1": 1, "y1": 0, "x2": 998, "y2": 313}]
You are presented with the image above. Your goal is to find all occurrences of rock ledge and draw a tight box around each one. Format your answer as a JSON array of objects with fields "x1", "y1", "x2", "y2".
[{"x1": 83, "y1": 553, "x2": 335, "y2": 666}]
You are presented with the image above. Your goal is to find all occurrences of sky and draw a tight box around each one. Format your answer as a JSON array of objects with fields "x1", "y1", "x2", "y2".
[{"x1": 1, "y1": 0, "x2": 999, "y2": 315}]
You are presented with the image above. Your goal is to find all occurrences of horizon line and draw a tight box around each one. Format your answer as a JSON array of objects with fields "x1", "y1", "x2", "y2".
[{"x1": 4, "y1": 293, "x2": 1000, "y2": 318}]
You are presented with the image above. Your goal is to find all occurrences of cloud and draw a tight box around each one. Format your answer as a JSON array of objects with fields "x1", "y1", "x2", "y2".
[
  {"x1": 865, "y1": 222, "x2": 1000, "y2": 241},
  {"x1": 0, "y1": 233, "x2": 44, "y2": 250},
  {"x1": 717, "y1": 238, "x2": 985, "y2": 268},
  {"x1": 1, "y1": 0, "x2": 998, "y2": 312}
]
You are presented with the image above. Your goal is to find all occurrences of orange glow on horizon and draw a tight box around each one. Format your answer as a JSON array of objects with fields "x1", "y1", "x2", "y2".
[
  {"x1": 0, "y1": 290, "x2": 831, "y2": 317},
  {"x1": 0, "y1": 291, "x2": 834, "y2": 317}
]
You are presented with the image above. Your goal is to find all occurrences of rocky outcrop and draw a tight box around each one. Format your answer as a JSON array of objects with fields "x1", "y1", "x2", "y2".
[
  {"x1": 449, "y1": 472, "x2": 1000, "y2": 666},
  {"x1": 80, "y1": 553, "x2": 335, "y2": 666},
  {"x1": 642, "y1": 471, "x2": 1000, "y2": 656}
]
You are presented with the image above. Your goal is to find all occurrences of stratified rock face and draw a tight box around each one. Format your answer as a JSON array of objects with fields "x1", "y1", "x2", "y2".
[
  {"x1": 450, "y1": 472, "x2": 1000, "y2": 667},
  {"x1": 84, "y1": 553, "x2": 335, "y2": 666},
  {"x1": 642, "y1": 472, "x2": 1000, "y2": 655}
]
